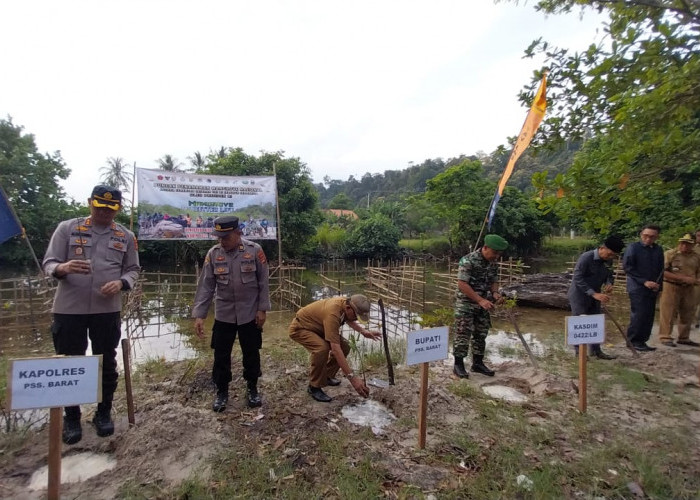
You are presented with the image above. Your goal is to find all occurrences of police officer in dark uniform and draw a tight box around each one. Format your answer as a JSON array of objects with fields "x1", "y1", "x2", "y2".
[
  {"x1": 193, "y1": 216, "x2": 271, "y2": 411},
  {"x1": 43, "y1": 185, "x2": 140, "y2": 445}
]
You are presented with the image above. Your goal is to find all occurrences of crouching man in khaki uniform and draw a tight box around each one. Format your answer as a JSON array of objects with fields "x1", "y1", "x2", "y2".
[{"x1": 289, "y1": 295, "x2": 381, "y2": 402}]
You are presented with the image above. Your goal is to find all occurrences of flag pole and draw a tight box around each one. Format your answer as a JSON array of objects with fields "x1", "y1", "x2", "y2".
[{"x1": 475, "y1": 72, "x2": 548, "y2": 248}]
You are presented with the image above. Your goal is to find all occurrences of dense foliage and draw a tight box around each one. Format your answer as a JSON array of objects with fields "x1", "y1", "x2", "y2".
[
  {"x1": 0, "y1": 118, "x2": 82, "y2": 269},
  {"x1": 424, "y1": 159, "x2": 549, "y2": 256},
  {"x1": 344, "y1": 214, "x2": 402, "y2": 260},
  {"x1": 510, "y1": 0, "x2": 700, "y2": 239}
]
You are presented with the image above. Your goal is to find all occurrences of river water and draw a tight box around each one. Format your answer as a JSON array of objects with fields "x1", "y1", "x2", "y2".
[{"x1": 0, "y1": 255, "x2": 635, "y2": 366}]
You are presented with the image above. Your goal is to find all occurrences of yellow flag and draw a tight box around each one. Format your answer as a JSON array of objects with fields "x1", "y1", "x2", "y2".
[{"x1": 496, "y1": 74, "x2": 548, "y2": 196}]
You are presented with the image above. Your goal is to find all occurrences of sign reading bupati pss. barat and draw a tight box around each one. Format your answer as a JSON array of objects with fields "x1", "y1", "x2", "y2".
[
  {"x1": 406, "y1": 326, "x2": 449, "y2": 365},
  {"x1": 566, "y1": 314, "x2": 606, "y2": 346},
  {"x1": 7, "y1": 356, "x2": 102, "y2": 410},
  {"x1": 136, "y1": 168, "x2": 278, "y2": 241}
]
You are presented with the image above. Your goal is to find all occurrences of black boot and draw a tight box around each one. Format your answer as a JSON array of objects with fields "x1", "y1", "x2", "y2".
[
  {"x1": 326, "y1": 377, "x2": 341, "y2": 386},
  {"x1": 63, "y1": 406, "x2": 82, "y2": 445},
  {"x1": 92, "y1": 402, "x2": 114, "y2": 437},
  {"x1": 592, "y1": 348, "x2": 617, "y2": 360},
  {"x1": 246, "y1": 381, "x2": 262, "y2": 408},
  {"x1": 307, "y1": 385, "x2": 332, "y2": 402},
  {"x1": 212, "y1": 390, "x2": 228, "y2": 412},
  {"x1": 453, "y1": 357, "x2": 469, "y2": 379},
  {"x1": 471, "y1": 354, "x2": 495, "y2": 376}
]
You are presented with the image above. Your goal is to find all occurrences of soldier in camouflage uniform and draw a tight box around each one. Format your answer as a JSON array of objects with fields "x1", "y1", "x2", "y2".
[{"x1": 453, "y1": 234, "x2": 508, "y2": 378}]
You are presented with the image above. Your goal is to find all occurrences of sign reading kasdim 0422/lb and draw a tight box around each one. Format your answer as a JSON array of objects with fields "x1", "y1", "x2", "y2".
[
  {"x1": 566, "y1": 314, "x2": 606, "y2": 346},
  {"x1": 8, "y1": 356, "x2": 102, "y2": 410},
  {"x1": 406, "y1": 326, "x2": 449, "y2": 365}
]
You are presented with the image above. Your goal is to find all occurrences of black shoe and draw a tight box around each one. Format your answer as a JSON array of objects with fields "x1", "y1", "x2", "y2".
[
  {"x1": 471, "y1": 354, "x2": 495, "y2": 376},
  {"x1": 661, "y1": 340, "x2": 677, "y2": 347},
  {"x1": 633, "y1": 343, "x2": 656, "y2": 352},
  {"x1": 62, "y1": 418, "x2": 82, "y2": 445},
  {"x1": 593, "y1": 350, "x2": 617, "y2": 360},
  {"x1": 453, "y1": 357, "x2": 469, "y2": 379},
  {"x1": 307, "y1": 386, "x2": 332, "y2": 403},
  {"x1": 92, "y1": 411, "x2": 114, "y2": 437},
  {"x1": 677, "y1": 339, "x2": 700, "y2": 347},
  {"x1": 471, "y1": 362, "x2": 496, "y2": 376},
  {"x1": 247, "y1": 387, "x2": 262, "y2": 408},
  {"x1": 326, "y1": 377, "x2": 341, "y2": 386},
  {"x1": 212, "y1": 391, "x2": 228, "y2": 412}
]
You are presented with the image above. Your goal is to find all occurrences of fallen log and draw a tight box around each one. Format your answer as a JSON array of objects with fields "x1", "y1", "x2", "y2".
[{"x1": 502, "y1": 272, "x2": 573, "y2": 310}]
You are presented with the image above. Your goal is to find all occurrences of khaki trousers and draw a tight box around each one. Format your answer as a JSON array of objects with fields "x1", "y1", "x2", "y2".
[
  {"x1": 290, "y1": 326, "x2": 350, "y2": 388},
  {"x1": 658, "y1": 283, "x2": 695, "y2": 342}
]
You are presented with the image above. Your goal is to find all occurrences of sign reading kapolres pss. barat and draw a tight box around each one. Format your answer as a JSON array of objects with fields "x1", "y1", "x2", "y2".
[
  {"x1": 8, "y1": 355, "x2": 102, "y2": 410},
  {"x1": 136, "y1": 168, "x2": 278, "y2": 241}
]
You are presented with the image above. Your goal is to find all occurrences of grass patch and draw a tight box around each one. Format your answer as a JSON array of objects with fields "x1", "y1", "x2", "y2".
[
  {"x1": 400, "y1": 236, "x2": 451, "y2": 255},
  {"x1": 540, "y1": 235, "x2": 596, "y2": 255}
]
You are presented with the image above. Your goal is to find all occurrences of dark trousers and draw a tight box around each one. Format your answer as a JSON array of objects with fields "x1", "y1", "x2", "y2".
[
  {"x1": 52, "y1": 312, "x2": 121, "y2": 418},
  {"x1": 627, "y1": 293, "x2": 658, "y2": 346},
  {"x1": 570, "y1": 297, "x2": 604, "y2": 354},
  {"x1": 211, "y1": 319, "x2": 262, "y2": 392}
]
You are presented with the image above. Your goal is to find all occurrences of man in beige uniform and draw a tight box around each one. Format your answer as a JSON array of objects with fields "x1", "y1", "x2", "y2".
[
  {"x1": 43, "y1": 185, "x2": 140, "y2": 445},
  {"x1": 658, "y1": 234, "x2": 700, "y2": 347},
  {"x1": 289, "y1": 295, "x2": 381, "y2": 402},
  {"x1": 193, "y1": 216, "x2": 270, "y2": 412}
]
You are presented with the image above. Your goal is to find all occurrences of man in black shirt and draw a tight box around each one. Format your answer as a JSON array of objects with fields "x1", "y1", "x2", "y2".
[
  {"x1": 623, "y1": 224, "x2": 664, "y2": 351},
  {"x1": 568, "y1": 236, "x2": 624, "y2": 359}
]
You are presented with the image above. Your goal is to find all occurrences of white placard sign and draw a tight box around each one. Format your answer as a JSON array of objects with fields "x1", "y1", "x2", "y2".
[
  {"x1": 566, "y1": 314, "x2": 606, "y2": 346},
  {"x1": 8, "y1": 356, "x2": 102, "y2": 410},
  {"x1": 406, "y1": 326, "x2": 449, "y2": 365}
]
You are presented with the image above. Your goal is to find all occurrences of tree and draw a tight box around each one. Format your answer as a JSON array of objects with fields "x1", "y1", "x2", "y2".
[
  {"x1": 424, "y1": 160, "x2": 494, "y2": 253},
  {"x1": 157, "y1": 154, "x2": 184, "y2": 172},
  {"x1": 424, "y1": 159, "x2": 548, "y2": 255},
  {"x1": 187, "y1": 151, "x2": 207, "y2": 172},
  {"x1": 509, "y1": 0, "x2": 700, "y2": 238},
  {"x1": 327, "y1": 193, "x2": 353, "y2": 210},
  {"x1": 344, "y1": 214, "x2": 401, "y2": 260},
  {"x1": 99, "y1": 157, "x2": 133, "y2": 203},
  {"x1": 0, "y1": 118, "x2": 82, "y2": 266},
  {"x1": 202, "y1": 148, "x2": 322, "y2": 260}
]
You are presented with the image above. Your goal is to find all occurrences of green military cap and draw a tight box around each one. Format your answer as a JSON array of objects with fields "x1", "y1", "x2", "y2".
[{"x1": 483, "y1": 234, "x2": 508, "y2": 251}]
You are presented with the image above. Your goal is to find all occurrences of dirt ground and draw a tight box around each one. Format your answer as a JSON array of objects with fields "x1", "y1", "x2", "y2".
[{"x1": 2, "y1": 333, "x2": 700, "y2": 499}]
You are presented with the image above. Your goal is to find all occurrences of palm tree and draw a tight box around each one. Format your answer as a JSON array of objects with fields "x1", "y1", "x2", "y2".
[
  {"x1": 157, "y1": 154, "x2": 184, "y2": 172},
  {"x1": 99, "y1": 157, "x2": 133, "y2": 195},
  {"x1": 187, "y1": 151, "x2": 206, "y2": 172}
]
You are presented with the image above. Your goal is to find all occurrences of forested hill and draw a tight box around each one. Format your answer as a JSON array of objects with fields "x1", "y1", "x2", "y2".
[{"x1": 314, "y1": 142, "x2": 579, "y2": 209}]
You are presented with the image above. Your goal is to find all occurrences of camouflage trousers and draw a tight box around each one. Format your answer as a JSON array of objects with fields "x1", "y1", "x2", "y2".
[{"x1": 453, "y1": 306, "x2": 491, "y2": 359}]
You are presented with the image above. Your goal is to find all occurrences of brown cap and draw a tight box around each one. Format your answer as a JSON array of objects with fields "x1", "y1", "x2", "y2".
[
  {"x1": 348, "y1": 294, "x2": 371, "y2": 322},
  {"x1": 678, "y1": 233, "x2": 695, "y2": 244}
]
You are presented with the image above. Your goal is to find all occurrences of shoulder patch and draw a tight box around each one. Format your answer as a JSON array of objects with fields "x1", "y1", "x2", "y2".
[{"x1": 257, "y1": 249, "x2": 267, "y2": 264}]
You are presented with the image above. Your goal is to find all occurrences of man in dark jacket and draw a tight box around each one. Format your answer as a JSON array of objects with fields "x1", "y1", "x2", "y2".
[
  {"x1": 568, "y1": 235, "x2": 625, "y2": 359},
  {"x1": 623, "y1": 224, "x2": 664, "y2": 351}
]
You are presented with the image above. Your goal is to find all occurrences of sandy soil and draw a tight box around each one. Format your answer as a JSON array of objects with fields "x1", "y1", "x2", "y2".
[{"x1": 2, "y1": 336, "x2": 699, "y2": 499}]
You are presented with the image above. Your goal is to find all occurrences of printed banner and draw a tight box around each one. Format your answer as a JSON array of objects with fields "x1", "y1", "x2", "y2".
[{"x1": 136, "y1": 168, "x2": 278, "y2": 241}]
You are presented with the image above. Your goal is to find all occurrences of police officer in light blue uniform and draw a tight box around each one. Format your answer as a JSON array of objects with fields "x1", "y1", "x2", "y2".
[
  {"x1": 43, "y1": 185, "x2": 140, "y2": 445},
  {"x1": 193, "y1": 216, "x2": 271, "y2": 412}
]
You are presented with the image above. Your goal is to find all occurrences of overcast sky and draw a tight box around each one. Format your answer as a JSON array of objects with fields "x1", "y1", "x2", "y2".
[{"x1": 1, "y1": 1, "x2": 603, "y2": 202}]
